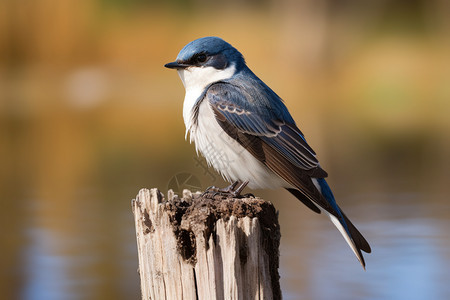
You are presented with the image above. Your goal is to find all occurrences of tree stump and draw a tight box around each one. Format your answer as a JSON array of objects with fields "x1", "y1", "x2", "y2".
[{"x1": 131, "y1": 188, "x2": 281, "y2": 300}]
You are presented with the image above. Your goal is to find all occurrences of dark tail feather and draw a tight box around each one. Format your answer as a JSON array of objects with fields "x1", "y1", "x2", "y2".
[
  {"x1": 286, "y1": 188, "x2": 321, "y2": 214},
  {"x1": 287, "y1": 186, "x2": 371, "y2": 268},
  {"x1": 340, "y1": 208, "x2": 372, "y2": 254}
]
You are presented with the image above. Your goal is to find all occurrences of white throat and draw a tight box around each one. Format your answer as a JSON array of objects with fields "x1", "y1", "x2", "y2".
[{"x1": 178, "y1": 64, "x2": 236, "y2": 135}]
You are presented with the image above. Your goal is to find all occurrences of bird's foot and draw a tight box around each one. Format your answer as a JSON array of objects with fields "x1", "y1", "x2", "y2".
[{"x1": 202, "y1": 181, "x2": 250, "y2": 198}]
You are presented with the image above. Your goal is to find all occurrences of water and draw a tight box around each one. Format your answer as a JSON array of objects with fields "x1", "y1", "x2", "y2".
[
  {"x1": 279, "y1": 192, "x2": 450, "y2": 300},
  {"x1": 17, "y1": 189, "x2": 141, "y2": 300},
  {"x1": 3, "y1": 185, "x2": 448, "y2": 300}
]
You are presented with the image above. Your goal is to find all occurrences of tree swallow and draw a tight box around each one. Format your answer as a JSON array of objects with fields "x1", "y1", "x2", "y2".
[{"x1": 165, "y1": 36, "x2": 371, "y2": 268}]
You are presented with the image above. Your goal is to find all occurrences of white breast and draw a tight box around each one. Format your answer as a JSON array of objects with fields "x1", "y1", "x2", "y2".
[
  {"x1": 178, "y1": 64, "x2": 286, "y2": 189},
  {"x1": 178, "y1": 64, "x2": 236, "y2": 133},
  {"x1": 190, "y1": 100, "x2": 287, "y2": 189}
]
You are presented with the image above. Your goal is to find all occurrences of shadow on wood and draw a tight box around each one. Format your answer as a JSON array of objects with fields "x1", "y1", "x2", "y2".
[{"x1": 132, "y1": 188, "x2": 281, "y2": 300}]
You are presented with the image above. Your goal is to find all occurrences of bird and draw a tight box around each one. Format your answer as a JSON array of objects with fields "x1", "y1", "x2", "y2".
[{"x1": 164, "y1": 36, "x2": 371, "y2": 268}]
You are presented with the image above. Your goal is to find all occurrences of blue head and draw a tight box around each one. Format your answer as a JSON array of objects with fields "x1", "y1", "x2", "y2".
[{"x1": 165, "y1": 36, "x2": 246, "y2": 72}]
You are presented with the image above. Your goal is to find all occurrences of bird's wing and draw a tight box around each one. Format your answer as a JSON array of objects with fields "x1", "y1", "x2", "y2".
[
  {"x1": 207, "y1": 82, "x2": 331, "y2": 205},
  {"x1": 206, "y1": 82, "x2": 371, "y2": 265},
  {"x1": 207, "y1": 81, "x2": 326, "y2": 173}
]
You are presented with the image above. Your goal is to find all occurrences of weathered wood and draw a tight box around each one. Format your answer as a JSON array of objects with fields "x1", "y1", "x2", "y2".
[{"x1": 132, "y1": 188, "x2": 281, "y2": 300}]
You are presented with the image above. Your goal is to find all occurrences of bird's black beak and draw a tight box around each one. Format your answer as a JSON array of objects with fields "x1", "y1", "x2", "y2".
[{"x1": 164, "y1": 61, "x2": 189, "y2": 69}]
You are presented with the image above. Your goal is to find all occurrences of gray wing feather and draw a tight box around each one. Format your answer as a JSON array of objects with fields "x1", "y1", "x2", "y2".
[{"x1": 207, "y1": 82, "x2": 321, "y2": 171}]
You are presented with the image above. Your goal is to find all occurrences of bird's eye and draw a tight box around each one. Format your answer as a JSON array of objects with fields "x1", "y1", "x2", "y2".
[{"x1": 196, "y1": 54, "x2": 207, "y2": 63}]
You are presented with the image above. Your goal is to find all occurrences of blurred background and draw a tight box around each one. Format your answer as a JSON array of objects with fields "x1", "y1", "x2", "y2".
[{"x1": 1, "y1": 0, "x2": 450, "y2": 299}]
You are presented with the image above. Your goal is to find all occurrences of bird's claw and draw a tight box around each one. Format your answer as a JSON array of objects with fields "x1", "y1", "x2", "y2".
[
  {"x1": 201, "y1": 186, "x2": 218, "y2": 197},
  {"x1": 201, "y1": 181, "x2": 250, "y2": 198}
]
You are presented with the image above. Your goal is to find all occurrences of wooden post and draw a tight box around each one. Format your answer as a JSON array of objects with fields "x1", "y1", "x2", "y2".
[{"x1": 131, "y1": 188, "x2": 281, "y2": 300}]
